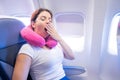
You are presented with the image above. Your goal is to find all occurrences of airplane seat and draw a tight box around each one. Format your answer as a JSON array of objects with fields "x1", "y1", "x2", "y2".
[{"x1": 0, "y1": 18, "x2": 32, "y2": 80}]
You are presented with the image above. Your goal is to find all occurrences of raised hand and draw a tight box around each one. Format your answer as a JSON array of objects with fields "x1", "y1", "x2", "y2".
[{"x1": 45, "y1": 23, "x2": 62, "y2": 41}]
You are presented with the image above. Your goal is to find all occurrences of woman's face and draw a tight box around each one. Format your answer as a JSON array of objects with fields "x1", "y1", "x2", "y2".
[{"x1": 32, "y1": 11, "x2": 52, "y2": 38}]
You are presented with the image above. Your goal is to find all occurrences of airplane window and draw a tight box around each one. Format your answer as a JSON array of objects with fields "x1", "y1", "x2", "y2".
[
  {"x1": 108, "y1": 13, "x2": 120, "y2": 55},
  {"x1": 54, "y1": 12, "x2": 85, "y2": 52}
]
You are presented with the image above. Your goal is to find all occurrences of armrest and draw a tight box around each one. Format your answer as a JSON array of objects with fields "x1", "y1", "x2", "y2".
[{"x1": 63, "y1": 66, "x2": 86, "y2": 75}]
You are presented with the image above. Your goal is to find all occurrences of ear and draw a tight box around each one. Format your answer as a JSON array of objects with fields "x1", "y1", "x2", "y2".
[{"x1": 31, "y1": 21, "x2": 35, "y2": 29}]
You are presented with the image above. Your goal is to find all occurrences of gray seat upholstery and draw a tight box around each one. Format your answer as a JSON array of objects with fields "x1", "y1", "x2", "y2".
[{"x1": 0, "y1": 18, "x2": 32, "y2": 80}]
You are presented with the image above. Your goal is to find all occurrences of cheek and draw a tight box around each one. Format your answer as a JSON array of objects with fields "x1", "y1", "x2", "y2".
[
  {"x1": 36, "y1": 24, "x2": 46, "y2": 33},
  {"x1": 33, "y1": 21, "x2": 46, "y2": 32},
  {"x1": 37, "y1": 21, "x2": 46, "y2": 28}
]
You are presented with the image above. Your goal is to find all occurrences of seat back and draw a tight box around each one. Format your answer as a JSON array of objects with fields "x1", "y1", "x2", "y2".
[{"x1": 0, "y1": 18, "x2": 26, "y2": 80}]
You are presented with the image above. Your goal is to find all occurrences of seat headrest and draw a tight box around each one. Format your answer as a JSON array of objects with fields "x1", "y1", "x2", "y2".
[{"x1": 0, "y1": 18, "x2": 25, "y2": 49}]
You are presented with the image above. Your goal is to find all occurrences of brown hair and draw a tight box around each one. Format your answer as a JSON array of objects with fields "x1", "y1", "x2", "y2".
[{"x1": 31, "y1": 8, "x2": 53, "y2": 22}]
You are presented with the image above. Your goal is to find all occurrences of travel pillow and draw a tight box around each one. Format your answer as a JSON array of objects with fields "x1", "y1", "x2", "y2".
[{"x1": 20, "y1": 25, "x2": 57, "y2": 48}]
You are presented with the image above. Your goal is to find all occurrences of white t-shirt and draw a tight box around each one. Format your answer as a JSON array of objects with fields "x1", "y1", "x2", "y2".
[{"x1": 18, "y1": 43, "x2": 65, "y2": 80}]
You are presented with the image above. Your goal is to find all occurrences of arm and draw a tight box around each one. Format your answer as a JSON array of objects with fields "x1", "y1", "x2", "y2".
[
  {"x1": 57, "y1": 37, "x2": 75, "y2": 60},
  {"x1": 46, "y1": 23, "x2": 75, "y2": 60},
  {"x1": 12, "y1": 54, "x2": 32, "y2": 80}
]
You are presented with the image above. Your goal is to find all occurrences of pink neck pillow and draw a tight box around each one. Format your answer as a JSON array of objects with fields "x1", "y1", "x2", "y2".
[{"x1": 20, "y1": 25, "x2": 57, "y2": 48}]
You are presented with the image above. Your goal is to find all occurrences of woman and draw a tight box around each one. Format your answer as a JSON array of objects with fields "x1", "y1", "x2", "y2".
[{"x1": 12, "y1": 8, "x2": 75, "y2": 80}]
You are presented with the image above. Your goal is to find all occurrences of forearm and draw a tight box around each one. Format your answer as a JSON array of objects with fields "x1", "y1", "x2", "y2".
[{"x1": 58, "y1": 37, "x2": 75, "y2": 60}]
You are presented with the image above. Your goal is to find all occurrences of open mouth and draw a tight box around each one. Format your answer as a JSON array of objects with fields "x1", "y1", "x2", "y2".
[{"x1": 44, "y1": 28, "x2": 47, "y2": 31}]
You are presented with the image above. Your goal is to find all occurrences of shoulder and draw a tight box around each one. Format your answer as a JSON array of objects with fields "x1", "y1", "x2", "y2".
[
  {"x1": 18, "y1": 43, "x2": 35, "y2": 58},
  {"x1": 21, "y1": 43, "x2": 33, "y2": 49}
]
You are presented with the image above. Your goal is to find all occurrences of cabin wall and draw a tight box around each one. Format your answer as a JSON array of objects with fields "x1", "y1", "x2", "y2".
[
  {"x1": 0, "y1": 0, "x2": 35, "y2": 17},
  {"x1": 100, "y1": 0, "x2": 120, "y2": 79},
  {"x1": 87, "y1": 0, "x2": 108, "y2": 75}
]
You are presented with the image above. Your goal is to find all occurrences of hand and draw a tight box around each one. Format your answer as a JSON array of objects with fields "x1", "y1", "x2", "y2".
[
  {"x1": 45, "y1": 23, "x2": 61, "y2": 41},
  {"x1": 46, "y1": 23, "x2": 75, "y2": 60}
]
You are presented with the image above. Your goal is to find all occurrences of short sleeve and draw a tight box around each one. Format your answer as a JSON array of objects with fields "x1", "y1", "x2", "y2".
[{"x1": 18, "y1": 44, "x2": 34, "y2": 59}]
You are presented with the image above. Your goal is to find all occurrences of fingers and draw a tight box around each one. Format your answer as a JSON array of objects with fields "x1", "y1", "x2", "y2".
[
  {"x1": 46, "y1": 23, "x2": 56, "y2": 34},
  {"x1": 46, "y1": 23, "x2": 54, "y2": 30},
  {"x1": 45, "y1": 23, "x2": 60, "y2": 40}
]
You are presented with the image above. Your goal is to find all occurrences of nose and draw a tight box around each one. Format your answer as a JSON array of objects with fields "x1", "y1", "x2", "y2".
[{"x1": 46, "y1": 19, "x2": 51, "y2": 24}]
